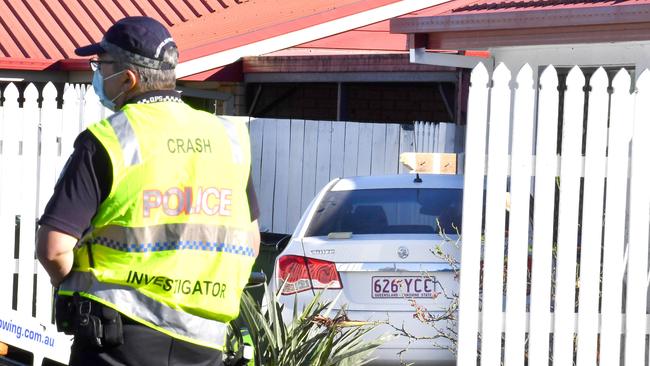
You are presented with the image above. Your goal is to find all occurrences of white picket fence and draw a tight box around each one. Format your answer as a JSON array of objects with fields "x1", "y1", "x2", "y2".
[
  {"x1": 457, "y1": 63, "x2": 650, "y2": 365},
  {"x1": 0, "y1": 83, "x2": 110, "y2": 365},
  {"x1": 0, "y1": 81, "x2": 459, "y2": 364}
]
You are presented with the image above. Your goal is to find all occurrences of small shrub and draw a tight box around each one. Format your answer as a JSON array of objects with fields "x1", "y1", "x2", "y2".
[{"x1": 235, "y1": 284, "x2": 390, "y2": 366}]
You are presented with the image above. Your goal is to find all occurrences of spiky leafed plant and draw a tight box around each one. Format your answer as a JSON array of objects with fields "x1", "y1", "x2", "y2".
[{"x1": 235, "y1": 283, "x2": 390, "y2": 366}]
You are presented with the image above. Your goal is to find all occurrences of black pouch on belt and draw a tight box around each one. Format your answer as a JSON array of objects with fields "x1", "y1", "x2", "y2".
[
  {"x1": 100, "y1": 306, "x2": 124, "y2": 347},
  {"x1": 72, "y1": 295, "x2": 103, "y2": 348},
  {"x1": 54, "y1": 294, "x2": 75, "y2": 335}
]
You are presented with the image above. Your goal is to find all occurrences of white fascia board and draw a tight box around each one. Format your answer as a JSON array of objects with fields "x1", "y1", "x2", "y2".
[
  {"x1": 410, "y1": 47, "x2": 490, "y2": 69},
  {"x1": 176, "y1": 0, "x2": 447, "y2": 78}
]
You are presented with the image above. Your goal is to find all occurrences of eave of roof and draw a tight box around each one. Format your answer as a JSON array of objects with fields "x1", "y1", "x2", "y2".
[
  {"x1": 0, "y1": 58, "x2": 89, "y2": 72},
  {"x1": 242, "y1": 53, "x2": 457, "y2": 73},
  {"x1": 390, "y1": 1, "x2": 650, "y2": 49}
]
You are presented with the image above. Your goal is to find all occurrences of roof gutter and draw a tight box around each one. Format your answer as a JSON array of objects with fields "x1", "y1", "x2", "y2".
[{"x1": 176, "y1": 0, "x2": 448, "y2": 78}]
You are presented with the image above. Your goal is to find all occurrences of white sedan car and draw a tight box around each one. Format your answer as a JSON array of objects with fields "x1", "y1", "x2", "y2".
[{"x1": 269, "y1": 174, "x2": 463, "y2": 365}]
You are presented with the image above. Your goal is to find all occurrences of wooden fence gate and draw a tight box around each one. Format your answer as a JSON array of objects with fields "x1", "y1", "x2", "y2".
[{"x1": 457, "y1": 63, "x2": 650, "y2": 365}]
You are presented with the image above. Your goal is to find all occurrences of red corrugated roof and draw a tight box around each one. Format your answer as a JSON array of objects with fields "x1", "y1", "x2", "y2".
[
  {"x1": 294, "y1": 20, "x2": 408, "y2": 52},
  {"x1": 0, "y1": 0, "x2": 410, "y2": 73}
]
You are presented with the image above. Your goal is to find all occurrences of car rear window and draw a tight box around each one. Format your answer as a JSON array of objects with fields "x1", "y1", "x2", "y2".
[{"x1": 305, "y1": 188, "x2": 463, "y2": 236}]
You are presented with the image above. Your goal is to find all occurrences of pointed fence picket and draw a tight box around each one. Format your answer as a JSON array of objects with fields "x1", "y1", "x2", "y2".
[
  {"x1": 480, "y1": 63, "x2": 512, "y2": 365},
  {"x1": 503, "y1": 64, "x2": 535, "y2": 366},
  {"x1": 16, "y1": 84, "x2": 39, "y2": 316},
  {"x1": 35, "y1": 83, "x2": 59, "y2": 325},
  {"x1": 0, "y1": 84, "x2": 20, "y2": 313},
  {"x1": 624, "y1": 70, "x2": 650, "y2": 365},
  {"x1": 575, "y1": 68, "x2": 609, "y2": 366},
  {"x1": 527, "y1": 65, "x2": 560, "y2": 366},
  {"x1": 457, "y1": 62, "x2": 490, "y2": 366},
  {"x1": 1, "y1": 85, "x2": 21, "y2": 335},
  {"x1": 458, "y1": 62, "x2": 650, "y2": 365},
  {"x1": 553, "y1": 66, "x2": 585, "y2": 365},
  {"x1": 599, "y1": 69, "x2": 634, "y2": 366}
]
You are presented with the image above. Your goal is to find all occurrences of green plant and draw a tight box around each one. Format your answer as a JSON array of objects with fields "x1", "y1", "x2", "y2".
[{"x1": 236, "y1": 283, "x2": 390, "y2": 366}]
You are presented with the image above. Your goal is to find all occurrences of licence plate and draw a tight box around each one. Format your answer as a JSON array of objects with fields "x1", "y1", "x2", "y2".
[{"x1": 371, "y1": 276, "x2": 438, "y2": 299}]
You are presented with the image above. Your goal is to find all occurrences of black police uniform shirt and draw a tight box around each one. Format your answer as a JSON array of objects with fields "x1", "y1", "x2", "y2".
[{"x1": 39, "y1": 90, "x2": 260, "y2": 239}]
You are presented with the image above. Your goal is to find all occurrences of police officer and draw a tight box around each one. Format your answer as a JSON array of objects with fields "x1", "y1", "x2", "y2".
[{"x1": 36, "y1": 16, "x2": 260, "y2": 366}]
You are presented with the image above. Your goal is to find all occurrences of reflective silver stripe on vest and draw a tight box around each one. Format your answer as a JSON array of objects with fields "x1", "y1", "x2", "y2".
[
  {"x1": 217, "y1": 117, "x2": 243, "y2": 164},
  {"x1": 60, "y1": 271, "x2": 228, "y2": 349},
  {"x1": 83, "y1": 223, "x2": 255, "y2": 256},
  {"x1": 108, "y1": 112, "x2": 141, "y2": 166}
]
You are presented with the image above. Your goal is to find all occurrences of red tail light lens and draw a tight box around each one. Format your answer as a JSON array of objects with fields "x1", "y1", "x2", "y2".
[
  {"x1": 278, "y1": 255, "x2": 311, "y2": 294},
  {"x1": 278, "y1": 255, "x2": 342, "y2": 295}
]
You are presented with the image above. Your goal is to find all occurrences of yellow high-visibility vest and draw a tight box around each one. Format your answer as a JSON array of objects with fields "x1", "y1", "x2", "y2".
[{"x1": 58, "y1": 101, "x2": 256, "y2": 350}]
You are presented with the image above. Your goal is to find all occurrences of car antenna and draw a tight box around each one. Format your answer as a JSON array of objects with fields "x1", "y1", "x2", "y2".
[{"x1": 413, "y1": 122, "x2": 422, "y2": 183}]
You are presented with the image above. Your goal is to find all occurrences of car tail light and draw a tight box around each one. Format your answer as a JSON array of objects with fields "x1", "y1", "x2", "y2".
[{"x1": 277, "y1": 255, "x2": 342, "y2": 295}]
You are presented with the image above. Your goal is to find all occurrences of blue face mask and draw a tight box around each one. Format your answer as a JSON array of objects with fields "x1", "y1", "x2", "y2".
[{"x1": 92, "y1": 68, "x2": 126, "y2": 111}]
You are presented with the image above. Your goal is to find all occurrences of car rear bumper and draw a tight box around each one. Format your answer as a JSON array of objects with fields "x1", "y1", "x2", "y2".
[
  {"x1": 332, "y1": 307, "x2": 456, "y2": 365},
  {"x1": 367, "y1": 349, "x2": 455, "y2": 366}
]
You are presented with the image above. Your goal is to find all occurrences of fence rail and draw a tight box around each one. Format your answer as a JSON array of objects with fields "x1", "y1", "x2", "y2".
[{"x1": 457, "y1": 63, "x2": 650, "y2": 365}]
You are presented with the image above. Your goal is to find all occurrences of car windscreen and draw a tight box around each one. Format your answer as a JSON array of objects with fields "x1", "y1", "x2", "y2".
[{"x1": 305, "y1": 188, "x2": 463, "y2": 236}]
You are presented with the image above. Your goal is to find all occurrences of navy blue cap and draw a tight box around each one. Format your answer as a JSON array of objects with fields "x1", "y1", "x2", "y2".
[{"x1": 75, "y1": 16, "x2": 177, "y2": 70}]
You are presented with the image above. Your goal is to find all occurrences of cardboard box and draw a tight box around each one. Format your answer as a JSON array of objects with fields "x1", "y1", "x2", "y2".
[{"x1": 400, "y1": 153, "x2": 457, "y2": 174}]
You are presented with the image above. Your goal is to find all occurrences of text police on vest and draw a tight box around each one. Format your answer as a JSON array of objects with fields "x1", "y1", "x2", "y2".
[
  {"x1": 167, "y1": 138, "x2": 213, "y2": 153},
  {"x1": 143, "y1": 187, "x2": 232, "y2": 217}
]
